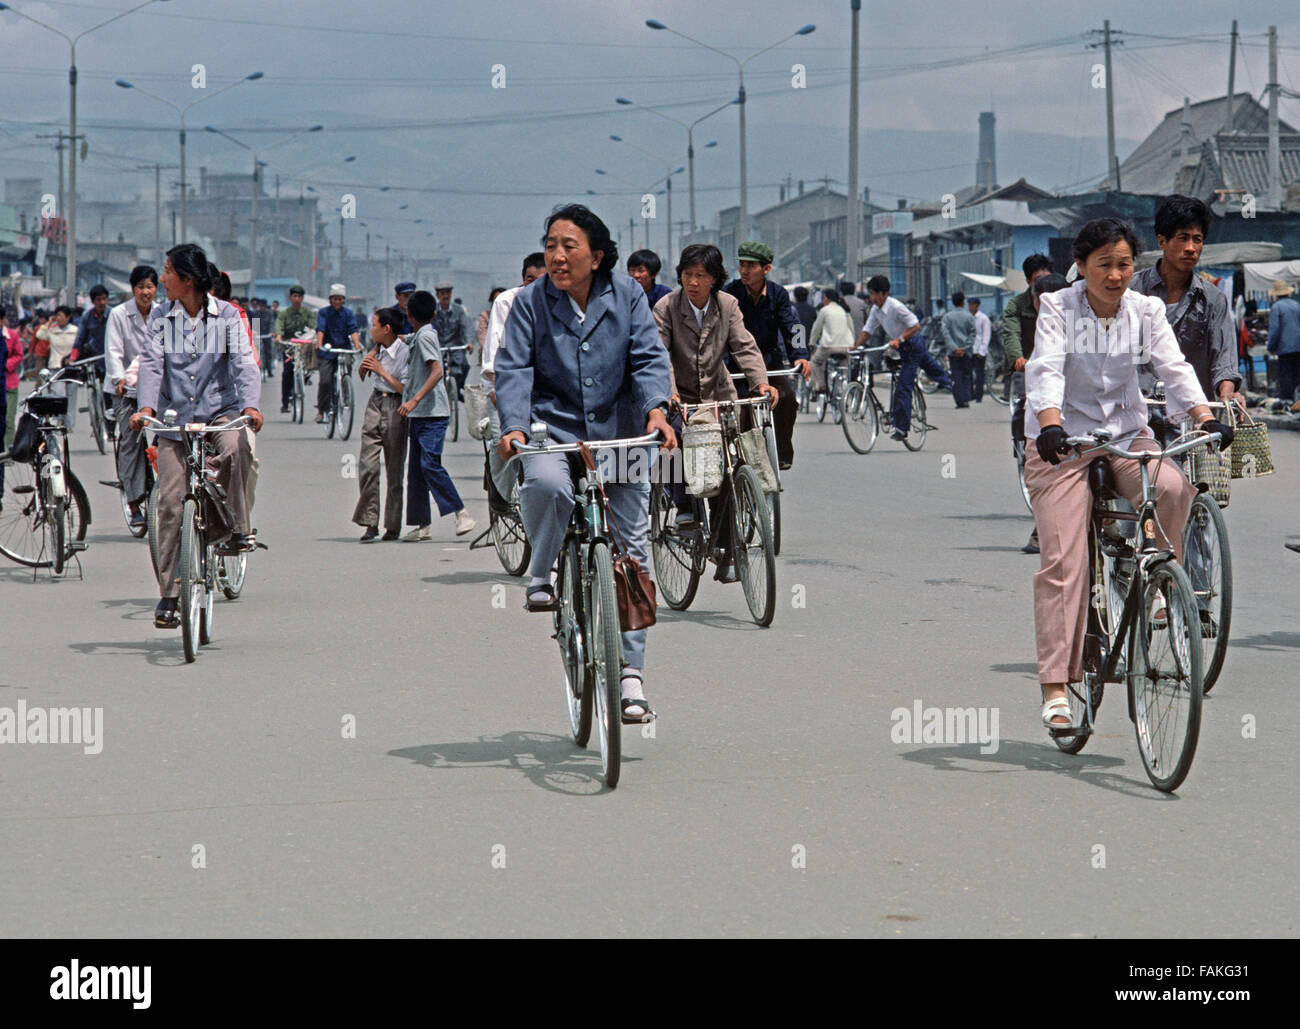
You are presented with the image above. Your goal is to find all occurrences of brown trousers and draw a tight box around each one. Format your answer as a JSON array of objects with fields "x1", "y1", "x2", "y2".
[
  {"x1": 352, "y1": 391, "x2": 407, "y2": 532},
  {"x1": 155, "y1": 419, "x2": 252, "y2": 599},
  {"x1": 1025, "y1": 432, "x2": 1194, "y2": 685}
]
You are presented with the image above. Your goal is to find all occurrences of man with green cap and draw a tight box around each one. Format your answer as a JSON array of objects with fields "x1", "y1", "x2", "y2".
[
  {"x1": 273, "y1": 285, "x2": 315, "y2": 414},
  {"x1": 723, "y1": 241, "x2": 810, "y2": 468}
]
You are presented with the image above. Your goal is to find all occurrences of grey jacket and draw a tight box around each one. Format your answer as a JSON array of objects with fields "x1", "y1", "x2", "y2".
[
  {"x1": 940, "y1": 306, "x2": 977, "y2": 356},
  {"x1": 137, "y1": 296, "x2": 262, "y2": 422}
]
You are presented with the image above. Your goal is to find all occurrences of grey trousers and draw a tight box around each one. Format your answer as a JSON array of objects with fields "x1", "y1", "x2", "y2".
[
  {"x1": 112, "y1": 394, "x2": 149, "y2": 505},
  {"x1": 519, "y1": 450, "x2": 651, "y2": 670},
  {"x1": 155, "y1": 418, "x2": 253, "y2": 599},
  {"x1": 353, "y1": 392, "x2": 407, "y2": 531}
]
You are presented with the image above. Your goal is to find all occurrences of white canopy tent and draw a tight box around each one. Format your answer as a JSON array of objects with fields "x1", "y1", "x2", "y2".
[
  {"x1": 959, "y1": 269, "x2": 1028, "y2": 294},
  {"x1": 1243, "y1": 259, "x2": 1300, "y2": 296},
  {"x1": 1138, "y1": 241, "x2": 1280, "y2": 271}
]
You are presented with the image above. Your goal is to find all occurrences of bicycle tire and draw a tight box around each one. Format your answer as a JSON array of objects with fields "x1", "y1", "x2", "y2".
[
  {"x1": 447, "y1": 380, "x2": 459, "y2": 443},
  {"x1": 62, "y1": 467, "x2": 90, "y2": 553},
  {"x1": 1182, "y1": 492, "x2": 1231, "y2": 694},
  {"x1": 731, "y1": 464, "x2": 776, "y2": 627},
  {"x1": 649, "y1": 483, "x2": 702, "y2": 610},
  {"x1": 588, "y1": 540, "x2": 623, "y2": 787},
  {"x1": 88, "y1": 386, "x2": 108, "y2": 455},
  {"x1": 339, "y1": 373, "x2": 355, "y2": 440},
  {"x1": 292, "y1": 363, "x2": 304, "y2": 423},
  {"x1": 555, "y1": 537, "x2": 592, "y2": 747},
  {"x1": 326, "y1": 383, "x2": 337, "y2": 439},
  {"x1": 1015, "y1": 440, "x2": 1032, "y2": 512},
  {"x1": 147, "y1": 478, "x2": 162, "y2": 578},
  {"x1": 1129, "y1": 560, "x2": 1202, "y2": 792},
  {"x1": 50, "y1": 495, "x2": 66, "y2": 575},
  {"x1": 219, "y1": 551, "x2": 247, "y2": 600},
  {"x1": 904, "y1": 387, "x2": 928, "y2": 450},
  {"x1": 1058, "y1": 530, "x2": 1111, "y2": 754},
  {"x1": 769, "y1": 489, "x2": 781, "y2": 558},
  {"x1": 841, "y1": 381, "x2": 880, "y2": 454},
  {"x1": 0, "y1": 459, "x2": 50, "y2": 567},
  {"x1": 491, "y1": 477, "x2": 531, "y2": 576},
  {"x1": 179, "y1": 498, "x2": 202, "y2": 663},
  {"x1": 814, "y1": 391, "x2": 828, "y2": 422}
]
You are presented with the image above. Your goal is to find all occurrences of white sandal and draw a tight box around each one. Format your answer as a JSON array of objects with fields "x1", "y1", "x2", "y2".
[{"x1": 1041, "y1": 697, "x2": 1072, "y2": 729}]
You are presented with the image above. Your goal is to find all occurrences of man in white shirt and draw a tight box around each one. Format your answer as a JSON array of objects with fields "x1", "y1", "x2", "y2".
[
  {"x1": 104, "y1": 265, "x2": 159, "y2": 529},
  {"x1": 968, "y1": 296, "x2": 992, "y2": 403},
  {"x1": 859, "y1": 274, "x2": 954, "y2": 442},
  {"x1": 354, "y1": 307, "x2": 412, "y2": 542}
]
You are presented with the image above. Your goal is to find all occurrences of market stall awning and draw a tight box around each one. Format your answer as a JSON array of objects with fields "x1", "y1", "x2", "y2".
[
  {"x1": 1243, "y1": 258, "x2": 1300, "y2": 295},
  {"x1": 1138, "y1": 241, "x2": 1281, "y2": 270},
  {"x1": 959, "y1": 269, "x2": 1028, "y2": 293}
]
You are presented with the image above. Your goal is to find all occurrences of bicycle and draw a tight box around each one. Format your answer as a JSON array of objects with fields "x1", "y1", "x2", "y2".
[
  {"x1": 840, "y1": 345, "x2": 932, "y2": 452},
  {"x1": 319, "y1": 345, "x2": 358, "y2": 440},
  {"x1": 66, "y1": 356, "x2": 111, "y2": 455},
  {"x1": 99, "y1": 411, "x2": 155, "y2": 539},
  {"x1": 730, "y1": 368, "x2": 792, "y2": 556},
  {"x1": 280, "y1": 338, "x2": 311, "y2": 424},
  {"x1": 138, "y1": 412, "x2": 253, "y2": 663},
  {"x1": 473, "y1": 432, "x2": 531, "y2": 576},
  {"x1": 0, "y1": 367, "x2": 92, "y2": 575},
  {"x1": 440, "y1": 344, "x2": 470, "y2": 443},
  {"x1": 1145, "y1": 395, "x2": 1234, "y2": 695},
  {"x1": 650, "y1": 396, "x2": 777, "y2": 627},
  {"x1": 1009, "y1": 376, "x2": 1031, "y2": 512},
  {"x1": 504, "y1": 426, "x2": 662, "y2": 789},
  {"x1": 1050, "y1": 428, "x2": 1221, "y2": 793},
  {"x1": 813, "y1": 351, "x2": 852, "y2": 424}
]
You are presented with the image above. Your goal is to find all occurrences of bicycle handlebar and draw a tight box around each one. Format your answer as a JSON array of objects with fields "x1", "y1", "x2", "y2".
[
  {"x1": 502, "y1": 431, "x2": 661, "y2": 468},
  {"x1": 1064, "y1": 430, "x2": 1221, "y2": 463},
  {"x1": 137, "y1": 414, "x2": 253, "y2": 435},
  {"x1": 728, "y1": 369, "x2": 797, "y2": 381}
]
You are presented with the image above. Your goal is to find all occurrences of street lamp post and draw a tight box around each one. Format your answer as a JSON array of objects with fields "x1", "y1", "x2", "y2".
[
  {"x1": 595, "y1": 167, "x2": 674, "y2": 257},
  {"x1": 609, "y1": 134, "x2": 684, "y2": 259},
  {"x1": 205, "y1": 124, "x2": 322, "y2": 307},
  {"x1": 287, "y1": 155, "x2": 356, "y2": 289},
  {"x1": 116, "y1": 70, "x2": 263, "y2": 245},
  {"x1": 616, "y1": 95, "x2": 734, "y2": 241},
  {"x1": 846, "y1": 0, "x2": 862, "y2": 285},
  {"x1": 0, "y1": 0, "x2": 167, "y2": 302},
  {"x1": 646, "y1": 18, "x2": 815, "y2": 246}
]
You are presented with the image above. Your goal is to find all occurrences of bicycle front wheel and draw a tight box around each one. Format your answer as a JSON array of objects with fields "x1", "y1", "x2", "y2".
[
  {"x1": 292, "y1": 363, "x2": 304, "y2": 423},
  {"x1": 1182, "y1": 492, "x2": 1231, "y2": 694},
  {"x1": 731, "y1": 464, "x2": 776, "y2": 626},
  {"x1": 0, "y1": 459, "x2": 48, "y2": 566},
  {"x1": 649, "y1": 482, "x2": 702, "y2": 610},
  {"x1": 179, "y1": 499, "x2": 202, "y2": 663},
  {"x1": 1015, "y1": 439, "x2": 1032, "y2": 512},
  {"x1": 588, "y1": 540, "x2": 623, "y2": 787},
  {"x1": 199, "y1": 544, "x2": 215, "y2": 645},
  {"x1": 555, "y1": 537, "x2": 592, "y2": 746},
  {"x1": 904, "y1": 387, "x2": 928, "y2": 450},
  {"x1": 339, "y1": 373, "x2": 355, "y2": 440},
  {"x1": 50, "y1": 495, "x2": 66, "y2": 575},
  {"x1": 88, "y1": 386, "x2": 108, "y2": 455},
  {"x1": 491, "y1": 476, "x2": 531, "y2": 576},
  {"x1": 841, "y1": 381, "x2": 880, "y2": 454},
  {"x1": 147, "y1": 478, "x2": 162, "y2": 577},
  {"x1": 1129, "y1": 560, "x2": 1203, "y2": 792},
  {"x1": 219, "y1": 551, "x2": 247, "y2": 600},
  {"x1": 447, "y1": 379, "x2": 459, "y2": 442}
]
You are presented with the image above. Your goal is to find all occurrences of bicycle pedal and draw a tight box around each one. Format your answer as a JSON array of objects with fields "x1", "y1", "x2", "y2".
[
  {"x1": 98, "y1": 479, "x2": 122, "y2": 489},
  {"x1": 1048, "y1": 723, "x2": 1091, "y2": 739},
  {"x1": 68, "y1": 541, "x2": 89, "y2": 552}
]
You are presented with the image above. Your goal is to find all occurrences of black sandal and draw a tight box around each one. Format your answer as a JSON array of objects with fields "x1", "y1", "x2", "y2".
[
  {"x1": 524, "y1": 583, "x2": 560, "y2": 612},
  {"x1": 154, "y1": 598, "x2": 180, "y2": 629},
  {"x1": 621, "y1": 697, "x2": 655, "y2": 724}
]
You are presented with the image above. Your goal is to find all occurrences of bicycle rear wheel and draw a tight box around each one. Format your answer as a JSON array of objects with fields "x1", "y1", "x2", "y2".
[
  {"x1": 147, "y1": 478, "x2": 162, "y2": 577},
  {"x1": 88, "y1": 386, "x2": 108, "y2": 455},
  {"x1": 649, "y1": 482, "x2": 702, "y2": 610},
  {"x1": 0, "y1": 460, "x2": 48, "y2": 566},
  {"x1": 731, "y1": 464, "x2": 776, "y2": 626},
  {"x1": 218, "y1": 551, "x2": 247, "y2": 600},
  {"x1": 1129, "y1": 560, "x2": 1202, "y2": 792},
  {"x1": 326, "y1": 382, "x2": 338, "y2": 439},
  {"x1": 199, "y1": 544, "x2": 215, "y2": 645},
  {"x1": 447, "y1": 379, "x2": 459, "y2": 442},
  {"x1": 292, "y1": 363, "x2": 304, "y2": 423},
  {"x1": 904, "y1": 387, "x2": 928, "y2": 450},
  {"x1": 830, "y1": 373, "x2": 846, "y2": 424},
  {"x1": 555, "y1": 537, "x2": 592, "y2": 746},
  {"x1": 1015, "y1": 439, "x2": 1032, "y2": 512},
  {"x1": 50, "y1": 495, "x2": 66, "y2": 575},
  {"x1": 491, "y1": 477, "x2": 531, "y2": 576},
  {"x1": 588, "y1": 540, "x2": 623, "y2": 787},
  {"x1": 179, "y1": 498, "x2": 202, "y2": 663},
  {"x1": 339, "y1": 373, "x2": 355, "y2": 440},
  {"x1": 841, "y1": 382, "x2": 880, "y2": 454},
  {"x1": 1182, "y1": 492, "x2": 1231, "y2": 694}
]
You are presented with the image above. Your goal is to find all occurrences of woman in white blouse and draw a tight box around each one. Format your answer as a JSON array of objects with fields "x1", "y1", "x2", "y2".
[
  {"x1": 808, "y1": 287, "x2": 856, "y2": 394},
  {"x1": 1024, "y1": 219, "x2": 1234, "y2": 730}
]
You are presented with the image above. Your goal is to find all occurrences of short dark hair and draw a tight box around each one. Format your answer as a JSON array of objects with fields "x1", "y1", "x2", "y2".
[
  {"x1": 793, "y1": 286, "x2": 809, "y2": 302},
  {"x1": 838, "y1": 280, "x2": 857, "y2": 295},
  {"x1": 866, "y1": 275, "x2": 891, "y2": 295},
  {"x1": 373, "y1": 307, "x2": 404, "y2": 336},
  {"x1": 675, "y1": 243, "x2": 726, "y2": 292},
  {"x1": 407, "y1": 289, "x2": 437, "y2": 324},
  {"x1": 628, "y1": 249, "x2": 662, "y2": 277},
  {"x1": 88, "y1": 284, "x2": 108, "y2": 299},
  {"x1": 1032, "y1": 272, "x2": 1070, "y2": 298},
  {"x1": 543, "y1": 204, "x2": 618, "y2": 275},
  {"x1": 1021, "y1": 253, "x2": 1053, "y2": 279},
  {"x1": 129, "y1": 265, "x2": 158, "y2": 288},
  {"x1": 968, "y1": 296, "x2": 980, "y2": 307},
  {"x1": 1072, "y1": 218, "x2": 1141, "y2": 264},
  {"x1": 1154, "y1": 194, "x2": 1211, "y2": 241},
  {"x1": 951, "y1": 291, "x2": 965, "y2": 306},
  {"x1": 522, "y1": 251, "x2": 545, "y2": 277}
]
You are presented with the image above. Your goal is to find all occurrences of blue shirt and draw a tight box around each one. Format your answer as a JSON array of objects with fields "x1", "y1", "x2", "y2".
[
  {"x1": 1267, "y1": 295, "x2": 1300, "y2": 356},
  {"x1": 316, "y1": 304, "x2": 358, "y2": 359},
  {"x1": 646, "y1": 282, "x2": 673, "y2": 307},
  {"x1": 74, "y1": 306, "x2": 110, "y2": 371}
]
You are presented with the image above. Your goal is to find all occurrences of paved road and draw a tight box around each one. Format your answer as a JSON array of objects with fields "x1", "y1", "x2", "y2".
[{"x1": 2, "y1": 378, "x2": 1297, "y2": 937}]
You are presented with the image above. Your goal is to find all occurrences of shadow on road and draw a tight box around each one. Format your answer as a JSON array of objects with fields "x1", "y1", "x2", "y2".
[
  {"x1": 655, "y1": 607, "x2": 763, "y2": 631},
  {"x1": 899, "y1": 739, "x2": 1173, "y2": 800},
  {"x1": 67, "y1": 638, "x2": 191, "y2": 667},
  {"x1": 1228, "y1": 630, "x2": 1300, "y2": 653},
  {"x1": 421, "y1": 570, "x2": 512, "y2": 587},
  {"x1": 389, "y1": 731, "x2": 633, "y2": 796},
  {"x1": 99, "y1": 597, "x2": 158, "y2": 622},
  {"x1": 952, "y1": 544, "x2": 1027, "y2": 553}
]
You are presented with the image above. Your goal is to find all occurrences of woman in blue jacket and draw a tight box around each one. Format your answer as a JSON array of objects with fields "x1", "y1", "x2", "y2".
[{"x1": 496, "y1": 204, "x2": 676, "y2": 722}]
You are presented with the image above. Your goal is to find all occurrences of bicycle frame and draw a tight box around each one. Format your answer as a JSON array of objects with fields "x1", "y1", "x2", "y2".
[{"x1": 678, "y1": 396, "x2": 770, "y2": 554}]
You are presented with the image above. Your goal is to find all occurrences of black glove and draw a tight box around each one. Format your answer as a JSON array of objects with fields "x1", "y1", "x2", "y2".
[
  {"x1": 1035, "y1": 425, "x2": 1071, "y2": 466},
  {"x1": 1199, "y1": 419, "x2": 1235, "y2": 450}
]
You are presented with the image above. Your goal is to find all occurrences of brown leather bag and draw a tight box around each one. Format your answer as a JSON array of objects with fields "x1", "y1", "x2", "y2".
[{"x1": 577, "y1": 442, "x2": 658, "y2": 631}]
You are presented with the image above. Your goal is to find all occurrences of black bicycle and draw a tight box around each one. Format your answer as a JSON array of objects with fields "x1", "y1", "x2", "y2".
[
  {"x1": 319, "y1": 346, "x2": 358, "y2": 440},
  {"x1": 840, "y1": 345, "x2": 931, "y2": 452},
  {"x1": 65, "y1": 356, "x2": 111, "y2": 455},
  {"x1": 100, "y1": 403, "x2": 154, "y2": 539},
  {"x1": 441, "y1": 344, "x2": 470, "y2": 442},
  {"x1": 281, "y1": 338, "x2": 311, "y2": 424},
  {"x1": 1050, "y1": 428, "x2": 1220, "y2": 793},
  {"x1": 139, "y1": 412, "x2": 253, "y2": 663},
  {"x1": 0, "y1": 366, "x2": 92, "y2": 575},
  {"x1": 730, "y1": 368, "x2": 791, "y2": 556},
  {"x1": 650, "y1": 396, "x2": 776, "y2": 626}
]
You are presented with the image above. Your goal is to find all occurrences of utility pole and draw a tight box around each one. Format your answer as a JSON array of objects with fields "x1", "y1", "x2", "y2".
[
  {"x1": 249, "y1": 156, "x2": 259, "y2": 304},
  {"x1": 274, "y1": 174, "x2": 281, "y2": 276},
  {"x1": 629, "y1": 215, "x2": 636, "y2": 253},
  {"x1": 1104, "y1": 20, "x2": 1117, "y2": 188},
  {"x1": 1225, "y1": 20, "x2": 1238, "y2": 132},
  {"x1": 846, "y1": 0, "x2": 862, "y2": 285},
  {"x1": 1268, "y1": 25, "x2": 1281, "y2": 210},
  {"x1": 155, "y1": 163, "x2": 161, "y2": 267}
]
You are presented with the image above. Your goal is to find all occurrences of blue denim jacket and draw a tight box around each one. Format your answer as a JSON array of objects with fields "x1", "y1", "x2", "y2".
[{"x1": 496, "y1": 271, "x2": 671, "y2": 444}]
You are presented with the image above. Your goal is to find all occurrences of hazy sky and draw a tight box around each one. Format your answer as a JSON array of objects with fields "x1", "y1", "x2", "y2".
[{"x1": 4, "y1": 0, "x2": 1300, "y2": 282}]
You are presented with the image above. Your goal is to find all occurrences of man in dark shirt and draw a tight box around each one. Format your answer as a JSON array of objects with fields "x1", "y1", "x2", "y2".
[
  {"x1": 792, "y1": 285, "x2": 818, "y2": 341},
  {"x1": 722, "y1": 241, "x2": 810, "y2": 468},
  {"x1": 70, "y1": 284, "x2": 114, "y2": 438},
  {"x1": 386, "y1": 281, "x2": 416, "y2": 336}
]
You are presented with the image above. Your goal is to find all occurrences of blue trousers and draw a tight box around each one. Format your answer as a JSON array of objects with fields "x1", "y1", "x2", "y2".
[
  {"x1": 406, "y1": 416, "x2": 463, "y2": 525},
  {"x1": 948, "y1": 350, "x2": 974, "y2": 406},
  {"x1": 519, "y1": 450, "x2": 651, "y2": 670},
  {"x1": 893, "y1": 335, "x2": 952, "y2": 432}
]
